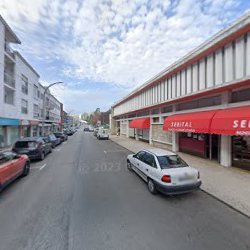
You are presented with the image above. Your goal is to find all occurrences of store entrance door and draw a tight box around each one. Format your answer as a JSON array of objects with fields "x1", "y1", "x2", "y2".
[
  {"x1": 206, "y1": 135, "x2": 219, "y2": 161},
  {"x1": 211, "y1": 135, "x2": 219, "y2": 161}
]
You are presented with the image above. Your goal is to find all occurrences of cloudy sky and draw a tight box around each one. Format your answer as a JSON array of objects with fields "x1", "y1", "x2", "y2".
[{"x1": 1, "y1": 0, "x2": 249, "y2": 113}]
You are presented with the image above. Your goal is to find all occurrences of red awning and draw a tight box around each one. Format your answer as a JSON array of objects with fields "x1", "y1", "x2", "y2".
[
  {"x1": 129, "y1": 118, "x2": 150, "y2": 129},
  {"x1": 163, "y1": 110, "x2": 217, "y2": 133},
  {"x1": 210, "y1": 106, "x2": 250, "y2": 136}
]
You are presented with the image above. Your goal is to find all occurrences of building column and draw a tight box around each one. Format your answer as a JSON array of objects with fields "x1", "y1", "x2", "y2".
[
  {"x1": 149, "y1": 117, "x2": 153, "y2": 145},
  {"x1": 172, "y1": 132, "x2": 179, "y2": 152},
  {"x1": 220, "y1": 135, "x2": 232, "y2": 167},
  {"x1": 135, "y1": 129, "x2": 139, "y2": 141},
  {"x1": 126, "y1": 121, "x2": 129, "y2": 138}
]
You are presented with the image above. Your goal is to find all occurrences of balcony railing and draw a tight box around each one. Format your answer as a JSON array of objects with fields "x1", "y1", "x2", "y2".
[{"x1": 4, "y1": 71, "x2": 15, "y2": 88}]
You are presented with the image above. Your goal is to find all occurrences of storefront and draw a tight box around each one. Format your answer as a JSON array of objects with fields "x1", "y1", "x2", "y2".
[
  {"x1": 20, "y1": 120, "x2": 31, "y2": 138},
  {"x1": 163, "y1": 110, "x2": 219, "y2": 160},
  {"x1": 129, "y1": 118, "x2": 150, "y2": 142},
  {"x1": 29, "y1": 120, "x2": 39, "y2": 137},
  {"x1": 0, "y1": 117, "x2": 20, "y2": 148},
  {"x1": 163, "y1": 106, "x2": 250, "y2": 169}
]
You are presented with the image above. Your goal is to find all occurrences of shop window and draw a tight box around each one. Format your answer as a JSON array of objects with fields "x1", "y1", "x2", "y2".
[
  {"x1": 232, "y1": 136, "x2": 250, "y2": 170},
  {"x1": 231, "y1": 88, "x2": 250, "y2": 103},
  {"x1": 0, "y1": 127, "x2": 5, "y2": 148},
  {"x1": 152, "y1": 117, "x2": 159, "y2": 123}
]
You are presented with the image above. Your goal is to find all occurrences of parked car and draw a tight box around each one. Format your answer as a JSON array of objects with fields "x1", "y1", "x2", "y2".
[
  {"x1": 83, "y1": 127, "x2": 90, "y2": 132},
  {"x1": 89, "y1": 126, "x2": 94, "y2": 132},
  {"x1": 64, "y1": 129, "x2": 74, "y2": 136},
  {"x1": 46, "y1": 134, "x2": 61, "y2": 148},
  {"x1": 97, "y1": 129, "x2": 109, "y2": 140},
  {"x1": 54, "y1": 132, "x2": 68, "y2": 142},
  {"x1": 93, "y1": 128, "x2": 99, "y2": 136},
  {"x1": 127, "y1": 148, "x2": 201, "y2": 195},
  {"x1": 13, "y1": 137, "x2": 52, "y2": 160},
  {"x1": 0, "y1": 151, "x2": 30, "y2": 192}
]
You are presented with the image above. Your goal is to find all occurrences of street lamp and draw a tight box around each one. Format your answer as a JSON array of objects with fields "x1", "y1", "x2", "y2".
[{"x1": 42, "y1": 81, "x2": 63, "y2": 136}]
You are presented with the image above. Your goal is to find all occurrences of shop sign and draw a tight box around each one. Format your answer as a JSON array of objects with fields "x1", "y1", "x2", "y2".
[
  {"x1": 29, "y1": 120, "x2": 39, "y2": 125},
  {"x1": 0, "y1": 117, "x2": 20, "y2": 126},
  {"x1": 21, "y1": 120, "x2": 29, "y2": 126},
  {"x1": 233, "y1": 120, "x2": 250, "y2": 136}
]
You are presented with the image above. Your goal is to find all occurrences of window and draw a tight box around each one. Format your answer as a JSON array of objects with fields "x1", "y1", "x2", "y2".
[
  {"x1": 161, "y1": 105, "x2": 172, "y2": 114},
  {"x1": 152, "y1": 117, "x2": 159, "y2": 123},
  {"x1": 33, "y1": 104, "x2": 39, "y2": 118},
  {"x1": 21, "y1": 74, "x2": 28, "y2": 94},
  {"x1": 157, "y1": 155, "x2": 188, "y2": 169},
  {"x1": 21, "y1": 99, "x2": 28, "y2": 114},
  {"x1": 135, "y1": 151, "x2": 146, "y2": 161},
  {"x1": 177, "y1": 95, "x2": 221, "y2": 111},
  {"x1": 4, "y1": 86, "x2": 15, "y2": 105},
  {"x1": 231, "y1": 88, "x2": 250, "y2": 103},
  {"x1": 143, "y1": 153, "x2": 157, "y2": 168},
  {"x1": 33, "y1": 85, "x2": 38, "y2": 99}
]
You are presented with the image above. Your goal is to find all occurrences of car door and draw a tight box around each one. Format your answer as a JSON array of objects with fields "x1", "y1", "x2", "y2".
[
  {"x1": 0, "y1": 153, "x2": 15, "y2": 185},
  {"x1": 141, "y1": 152, "x2": 159, "y2": 181},
  {"x1": 9, "y1": 153, "x2": 25, "y2": 177},
  {"x1": 132, "y1": 151, "x2": 147, "y2": 181}
]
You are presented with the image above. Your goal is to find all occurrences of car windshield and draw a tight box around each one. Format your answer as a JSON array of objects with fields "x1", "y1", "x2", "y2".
[
  {"x1": 157, "y1": 155, "x2": 188, "y2": 169},
  {"x1": 15, "y1": 141, "x2": 37, "y2": 148},
  {"x1": 49, "y1": 135, "x2": 56, "y2": 140}
]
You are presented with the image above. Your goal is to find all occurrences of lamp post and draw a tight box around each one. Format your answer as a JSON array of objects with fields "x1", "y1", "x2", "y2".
[{"x1": 42, "y1": 81, "x2": 63, "y2": 136}]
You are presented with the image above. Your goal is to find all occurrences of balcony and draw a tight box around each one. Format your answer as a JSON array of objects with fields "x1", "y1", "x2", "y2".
[
  {"x1": 4, "y1": 71, "x2": 15, "y2": 88},
  {"x1": 4, "y1": 42, "x2": 15, "y2": 60}
]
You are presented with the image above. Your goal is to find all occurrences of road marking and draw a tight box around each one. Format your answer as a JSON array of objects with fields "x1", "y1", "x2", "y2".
[
  {"x1": 104, "y1": 149, "x2": 128, "y2": 153},
  {"x1": 55, "y1": 148, "x2": 61, "y2": 152},
  {"x1": 104, "y1": 150, "x2": 107, "y2": 154},
  {"x1": 39, "y1": 164, "x2": 47, "y2": 170},
  {"x1": 30, "y1": 166, "x2": 41, "y2": 169}
]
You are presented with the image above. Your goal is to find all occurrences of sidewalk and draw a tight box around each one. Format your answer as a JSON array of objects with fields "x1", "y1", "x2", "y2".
[{"x1": 110, "y1": 135, "x2": 250, "y2": 217}]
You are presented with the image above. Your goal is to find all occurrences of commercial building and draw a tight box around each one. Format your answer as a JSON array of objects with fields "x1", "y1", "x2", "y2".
[
  {"x1": 111, "y1": 12, "x2": 250, "y2": 170},
  {"x1": 0, "y1": 15, "x2": 62, "y2": 148}
]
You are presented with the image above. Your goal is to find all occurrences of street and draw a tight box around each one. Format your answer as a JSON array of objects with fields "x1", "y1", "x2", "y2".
[{"x1": 0, "y1": 131, "x2": 250, "y2": 250}]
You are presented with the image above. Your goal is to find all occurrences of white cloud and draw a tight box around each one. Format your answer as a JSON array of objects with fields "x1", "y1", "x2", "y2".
[{"x1": 0, "y1": 0, "x2": 246, "y2": 93}]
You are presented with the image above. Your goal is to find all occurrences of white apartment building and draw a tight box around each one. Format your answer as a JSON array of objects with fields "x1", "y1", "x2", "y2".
[
  {"x1": 0, "y1": 15, "x2": 62, "y2": 148},
  {"x1": 111, "y1": 12, "x2": 250, "y2": 170}
]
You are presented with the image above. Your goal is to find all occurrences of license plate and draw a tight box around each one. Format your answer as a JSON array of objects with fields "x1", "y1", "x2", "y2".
[{"x1": 179, "y1": 174, "x2": 194, "y2": 182}]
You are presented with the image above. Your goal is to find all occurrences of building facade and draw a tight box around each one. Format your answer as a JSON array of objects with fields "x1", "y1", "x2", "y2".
[
  {"x1": 111, "y1": 12, "x2": 250, "y2": 170},
  {"x1": 0, "y1": 15, "x2": 62, "y2": 148}
]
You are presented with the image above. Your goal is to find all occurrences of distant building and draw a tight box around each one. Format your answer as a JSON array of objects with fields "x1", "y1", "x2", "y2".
[{"x1": 0, "y1": 15, "x2": 63, "y2": 148}]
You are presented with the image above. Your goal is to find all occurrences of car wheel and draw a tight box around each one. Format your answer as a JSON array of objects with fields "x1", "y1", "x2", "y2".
[
  {"x1": 98, "y1": 136, "x2": 100, "y2": 140},
  {"x1": 40, "y1": 152, "x2": 45, "y2": 161},
  {"x1": 147, "y1": 179, "x2": 157, "y2": 194},
  {"x1": 22, "y1": 162, "x2": 30, "y2": 177},
  {"x1": 127, "y1": 161, "x2": 133, "y2": 171},
  {"x1": 49, "y1": 147, "x2": 53, "y2": 153}
]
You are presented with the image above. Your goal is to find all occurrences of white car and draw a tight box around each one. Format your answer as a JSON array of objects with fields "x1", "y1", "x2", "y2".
[
  {"x1": 97, "y1": 129, "x2": 109, "y2": 140},
  {"x1": 127, "y1": 148, "x2": 201, "y2": 195}
]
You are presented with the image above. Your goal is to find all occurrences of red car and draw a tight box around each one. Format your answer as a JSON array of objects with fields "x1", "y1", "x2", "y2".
[{"x1": 0, "y1": 151, "x2": 30, "y2": 192}]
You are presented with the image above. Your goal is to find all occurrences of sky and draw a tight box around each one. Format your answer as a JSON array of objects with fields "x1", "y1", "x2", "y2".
[{"x1": 1, "y1": 0, "x2": 249, "y2": 114}]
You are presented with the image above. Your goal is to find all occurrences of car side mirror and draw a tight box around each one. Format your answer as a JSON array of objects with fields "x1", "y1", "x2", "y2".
[
  {"x1": 14, "y1": 154, "x2": 20, "y2": 159},
  {"x1": 133, "y1": 154, "x2": 136, "y2": 158}
]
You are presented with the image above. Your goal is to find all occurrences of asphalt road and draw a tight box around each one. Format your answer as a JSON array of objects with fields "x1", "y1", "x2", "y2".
[{"x1": 0, "y1": 130, "x2": 250, "y2": 250}]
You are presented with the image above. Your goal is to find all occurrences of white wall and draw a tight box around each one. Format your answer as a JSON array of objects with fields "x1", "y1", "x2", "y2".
[{"x1": 114, "y1": 30, "x2": 250, "y2": 117}]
